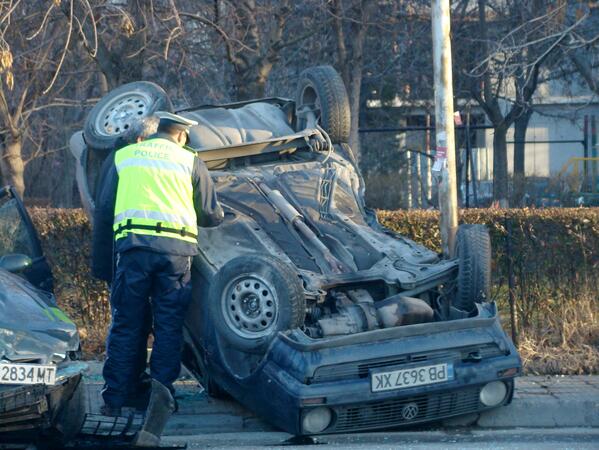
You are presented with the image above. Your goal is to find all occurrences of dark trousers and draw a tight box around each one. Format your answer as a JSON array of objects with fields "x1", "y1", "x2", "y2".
[
  {"x1": 107, "y1": 280, "x2": 152, "y2": 400},
  {"x1": 102, "y1": 248, "x2": 192, "y2": 408}
]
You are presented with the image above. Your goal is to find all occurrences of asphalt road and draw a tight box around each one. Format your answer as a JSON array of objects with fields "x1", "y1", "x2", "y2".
[{"x1": 162, "y1": 429, "x2": 599, "y2": 449}]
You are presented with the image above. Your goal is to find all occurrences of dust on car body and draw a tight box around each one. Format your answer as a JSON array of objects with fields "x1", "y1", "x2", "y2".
[{"x1": 72, "y1": 65, "x2": 521, "y2": 436}]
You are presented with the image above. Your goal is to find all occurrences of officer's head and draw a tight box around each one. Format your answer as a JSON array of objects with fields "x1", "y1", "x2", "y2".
[
  {"x1": 155, "y1": 112, "x2": 198, "y2": 147},
  {"x1": 114, "y1": 117, "x2": 159, "y2": 150},
  {"x1": 122, "y1": 116, "x2": 159, "y2": 145}
]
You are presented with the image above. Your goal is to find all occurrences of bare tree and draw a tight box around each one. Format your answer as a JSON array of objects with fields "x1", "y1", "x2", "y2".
[
  {"x1": 179, "y1": 0, "x2": 319, "y2": 101},
  {"x1": 67, "y1": 0, "x2": 159, "y2": 90},
  {"x1": 459, "y1": 0, "x2": 584, "y2": 205},
  {"x1": 565, "y1": 3, "x2": 599, "y2": 96},
  {"x1": 329, "y1": 0, "x2": 376, "y2": 157},
  {"x1": 0, "y1": 1, "x2": 73, "y2": 196}
]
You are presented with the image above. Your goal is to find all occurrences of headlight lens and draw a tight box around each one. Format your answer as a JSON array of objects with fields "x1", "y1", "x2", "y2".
[
  {"x1": 480, "y1": 381, "x2": 508, "y2": 406},
  {"x1": 302, "y1": 406, "x2": 333, "y2": 434}
]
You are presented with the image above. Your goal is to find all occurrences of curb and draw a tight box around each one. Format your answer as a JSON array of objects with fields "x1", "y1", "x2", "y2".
[
  {"x1": 82, "y1": 368, "x2": 599, "y2": 433},
  {"x1": 443, "y1": 376, "x2": 599, "y2": 428}
]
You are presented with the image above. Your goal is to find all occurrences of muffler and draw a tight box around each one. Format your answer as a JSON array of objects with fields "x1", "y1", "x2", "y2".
[
  {"x1": 375, "y1": 295, "x2": 434, "y2": 327},
  {"x1": 317, "y1": 295, "x2": 434, "y2": 336}
]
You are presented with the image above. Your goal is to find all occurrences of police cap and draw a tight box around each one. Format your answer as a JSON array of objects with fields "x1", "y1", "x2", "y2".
[{"x1": 155, "y1": 111, "x2": 198, "y2": 131}]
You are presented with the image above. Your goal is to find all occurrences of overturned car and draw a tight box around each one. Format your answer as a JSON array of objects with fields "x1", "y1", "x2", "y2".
[
  {"x1": 0, "y1": 186, "x2": 86, "y2": 445},
  {"x1": 72, "y1": 66, "x2": 521, "y2": 435}
]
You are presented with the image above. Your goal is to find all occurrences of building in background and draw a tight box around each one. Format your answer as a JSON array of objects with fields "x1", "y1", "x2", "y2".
[{"x1": 360, "y1": 76, "x2": 599, "y2": 209}]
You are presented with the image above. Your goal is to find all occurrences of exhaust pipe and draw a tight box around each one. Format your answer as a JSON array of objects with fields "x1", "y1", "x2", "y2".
[{"x1": 258, "y1": 182, "x2": 345, "y2": 274}]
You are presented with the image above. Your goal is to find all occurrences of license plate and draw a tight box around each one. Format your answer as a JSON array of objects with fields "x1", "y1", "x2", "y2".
[
  {"x1": 0, "y1": 363, "x2": 56, "y2": 385},
  {"x1": 371, "y1": 363, "x2": 453, "y2": 392}
]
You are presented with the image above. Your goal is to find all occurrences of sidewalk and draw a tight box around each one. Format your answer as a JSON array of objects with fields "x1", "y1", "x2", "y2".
[
  {"x1": 445, "y1": 375, "x2": 599, "y2": 428},
  {"x1": 82, "y1": 362, "x2": 599, "y2": 434}
]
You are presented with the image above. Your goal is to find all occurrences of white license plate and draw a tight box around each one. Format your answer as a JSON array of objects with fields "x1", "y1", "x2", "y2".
[
  {"x1": 371, "y1": 363, "x2": 453, "y2": 392},
  {"x1": 0, "y1": 363, "x2": 56, "y2": 385}
]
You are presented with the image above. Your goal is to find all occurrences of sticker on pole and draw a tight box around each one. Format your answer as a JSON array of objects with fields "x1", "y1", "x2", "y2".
[
  {"x1": 433, "y1": 131, "x2": 447, "y2": 172},
  {"x1": 453, "y1": 111, "x2": 463, "y2": 126}
]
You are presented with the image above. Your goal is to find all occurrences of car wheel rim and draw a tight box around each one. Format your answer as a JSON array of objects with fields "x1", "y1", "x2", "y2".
[
  {"x1": 298, "y1": 85, "x2": 321, "y2": 128},
  {"x1": 300, "y1": 86, "x2": 321, "y2": 112},
  {"x1": 222, "y1": 274, "x2": 279, "y2": 339},
  {"x1": 93, "y1": 92, "x2": 152, "y2": 137}
]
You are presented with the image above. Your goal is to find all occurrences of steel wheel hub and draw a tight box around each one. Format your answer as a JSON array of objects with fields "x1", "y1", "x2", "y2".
[
  {"x1": 222, "y1": 275, "x2": 278, "y2": 339},
  {"x1": 299, "y1": 86, "x2": 322, "y2": 118},
  {"x1": 94, "y1": 92, "x2": 152, "y2": 137}
]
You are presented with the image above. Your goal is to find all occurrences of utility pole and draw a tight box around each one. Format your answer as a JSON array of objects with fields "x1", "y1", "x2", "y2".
[{"x1": 431, "y1": 0, "x2": 459, "y2": 257}]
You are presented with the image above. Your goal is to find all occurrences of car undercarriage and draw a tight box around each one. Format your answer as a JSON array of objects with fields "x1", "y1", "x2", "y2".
[{"x1": 71, "y1": 65, "x2": 522, "y2": 436}]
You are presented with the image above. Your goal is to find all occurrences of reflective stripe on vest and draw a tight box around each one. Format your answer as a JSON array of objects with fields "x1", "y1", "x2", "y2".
[{"x1": 113, "y1": 138, "x2": 198, "y2": 244}]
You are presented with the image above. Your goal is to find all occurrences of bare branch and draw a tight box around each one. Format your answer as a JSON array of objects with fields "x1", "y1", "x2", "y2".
[
  {"x1": 26, "y1": 2, "x2": 55, "y2": 41},
  {"x1": 42, "y1": 0, "x2": 73, "y2": 95},
  {"x1": 569, "y1": 51, "x2": 599, "y2": 95}
]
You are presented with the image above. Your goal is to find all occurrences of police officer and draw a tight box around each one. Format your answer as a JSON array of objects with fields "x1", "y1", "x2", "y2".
[
  {"x1": 92, "y1": 116, "x2": 160, "y2": 412},
  {"x1": 94, "y1": 112, "x2": 224, "y2": 439}
]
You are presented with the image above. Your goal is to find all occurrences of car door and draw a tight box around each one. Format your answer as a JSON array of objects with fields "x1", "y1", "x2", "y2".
[{"x1": 0, "y1": 186, "x2": 54, "y2": 292}]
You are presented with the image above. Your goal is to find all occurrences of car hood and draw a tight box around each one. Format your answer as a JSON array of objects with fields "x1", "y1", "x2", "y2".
[{"x1": 0, "y1": 269, "x2": 79, "y2": 365}]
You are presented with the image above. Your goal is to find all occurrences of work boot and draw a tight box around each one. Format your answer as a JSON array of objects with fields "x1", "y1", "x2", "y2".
[
  {"x1": 124, "y1": 390, "x2": 151, "y2": 412},
  {"x1": 133, "y1": 380, "x2": 176, "y2": 447},
  {"x1": 124, "y1": 373, "x2": 152, "y2": 411}
]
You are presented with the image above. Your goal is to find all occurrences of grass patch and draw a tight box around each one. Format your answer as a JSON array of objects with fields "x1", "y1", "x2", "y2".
[{"x1": 515, "y1": 288, "x2": 598, "y2": 375}]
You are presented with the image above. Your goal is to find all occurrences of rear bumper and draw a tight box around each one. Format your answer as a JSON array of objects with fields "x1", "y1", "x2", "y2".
[{"x1": 213, "y1": 303, "x2": 521, "y2": 435}]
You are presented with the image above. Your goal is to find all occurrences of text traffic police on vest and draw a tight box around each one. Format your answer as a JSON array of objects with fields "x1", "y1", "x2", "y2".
[{"x1": 93, "y1": 111, "x2": 224, "y2": 444}]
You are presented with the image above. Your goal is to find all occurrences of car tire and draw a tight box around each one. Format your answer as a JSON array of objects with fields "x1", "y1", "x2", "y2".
[
  {"x1": 454, "y1": 224, "x2": 492, "y2": 312},
  {"x1": 83, "y1": 81, "x2": 173, "y2": 150},
  {"x1": 208, "y1": 254, "x2": 306, "y2": 353},
  {"x1": 295, "y1": 65, "x2": 351, "y2": 144}
]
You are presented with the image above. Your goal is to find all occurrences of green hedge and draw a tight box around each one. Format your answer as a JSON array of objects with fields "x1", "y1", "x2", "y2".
[
  {"x1": 29, "y1": 208, "x2": 111, "y2": 355},
  {"x1": 29, "y1": 207, "x2": 599, "y2": 373},
  {"x1": 379, "y1": 208, "x2": 598, "y2": 329}
]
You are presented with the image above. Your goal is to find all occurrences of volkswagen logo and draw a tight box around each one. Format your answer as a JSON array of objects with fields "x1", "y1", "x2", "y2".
[{"x1": 401, "y1": 402, "x2": 419, "y2": 420}]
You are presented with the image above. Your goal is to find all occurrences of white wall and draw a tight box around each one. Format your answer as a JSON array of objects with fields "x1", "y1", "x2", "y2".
[{"x1": 480, "y1": 102, "x2": 599, "y2": 178}]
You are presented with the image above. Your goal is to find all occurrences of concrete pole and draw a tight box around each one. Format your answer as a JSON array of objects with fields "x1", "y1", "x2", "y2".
[{"x1": 431, "y1": 0, "x2": 459, "y2": 257}]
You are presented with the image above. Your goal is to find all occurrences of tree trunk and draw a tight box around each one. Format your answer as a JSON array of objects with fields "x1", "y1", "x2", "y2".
[
  {"x1": 397, "y1": 118, "x2": 410, "y2": 209},
  {"x1": 71, "y1": 0, "x2": 149, "y2": 89},
  {"x1": 513, "y1": 110, "x2": 532, "y2": 177},
  {"x1": 492, "y1": 124, "x2": 509, "y2": 206},
  {"x1": 513, "y1": 109, "x2": 532, "y2": 205},
  {"x1": 0, "y1": 134, "x2": 25, "y2": 197},
  {"x1": 348, "y1": 63, "x2": 362, "y2": 156},
  {"x1": 233, "y1": 62, "x2": 270, "y2": 100},
  {"x1": 331, "y1": 0, "x2": 374, "y2": 159}
]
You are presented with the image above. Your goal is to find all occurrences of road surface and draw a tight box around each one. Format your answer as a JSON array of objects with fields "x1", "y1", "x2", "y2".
[{"x1": 162, "y1": 429, "x2": 599, "y2": 449}]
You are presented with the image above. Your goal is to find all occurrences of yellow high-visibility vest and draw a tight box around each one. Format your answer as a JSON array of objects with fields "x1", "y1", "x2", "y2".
[{"x1": 113, "y1": 138, "x2": 197, "y2": 244}]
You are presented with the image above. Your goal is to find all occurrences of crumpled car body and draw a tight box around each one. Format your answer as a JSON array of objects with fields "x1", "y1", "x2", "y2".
[
  {"x1": 0, "y1": 186, "x2": 85, "y2": 442},
  {"x1": 180, "y1": 112, "x2": 521, "y2": 433},
  {"x1": 72, "y1": 70, "x2": 521, "y2": 435}
]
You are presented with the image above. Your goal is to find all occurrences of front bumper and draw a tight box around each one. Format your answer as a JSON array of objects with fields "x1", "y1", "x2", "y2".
[
  {"x1": 0, "y1": 361, "x2": 86, "y2": 437},
  {"x1": 212, "y1": 303, "x2": 521, "y2": 435},
  {"x1": 258, "y1": 356, "x2": 516, "y2": 434}
]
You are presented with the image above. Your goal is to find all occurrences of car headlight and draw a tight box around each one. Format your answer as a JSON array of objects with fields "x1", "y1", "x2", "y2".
[
  {"x1": 302, "y1": 406, "x2": 333, "y2": 434},
  {"x1": 480, "y1": 381, "x2": 508, "y2": 407}
]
